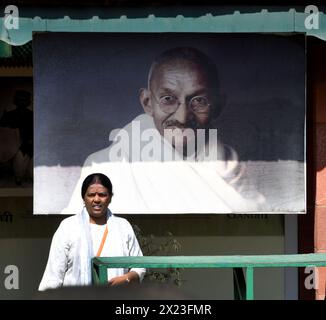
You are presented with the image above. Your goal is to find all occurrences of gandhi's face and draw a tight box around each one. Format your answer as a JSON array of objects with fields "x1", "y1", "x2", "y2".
[{"x1": 140, "y1": 61, "x2": 217, "y2": 155}]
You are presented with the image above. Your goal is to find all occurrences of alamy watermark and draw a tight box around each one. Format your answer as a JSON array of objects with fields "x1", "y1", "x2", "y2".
[
  {"x1": 3, "y1": 265, "x2": 19, "y2": 290},
  {"x1": 3, "y1": 5, "x2": 19, "y2": 30},
  {"x1": 305, "y1": 5, "x2": 319, "y2": 30},
  {"x1": 304, "y1": 266, "x2": 319, "y2": 290},
  {"x1": 107, "y1": 121, "x2": 220, "y2": 162}
]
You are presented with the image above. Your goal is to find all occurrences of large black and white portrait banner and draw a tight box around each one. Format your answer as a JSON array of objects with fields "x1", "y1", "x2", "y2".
[{"x1": 33, "y1": 33, "x2": 306, "y2": 214}]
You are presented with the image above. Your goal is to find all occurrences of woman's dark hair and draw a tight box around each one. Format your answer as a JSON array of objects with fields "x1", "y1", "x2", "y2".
[{"x1": 81, "y1": 173, "x2": 113, "y2": 199}]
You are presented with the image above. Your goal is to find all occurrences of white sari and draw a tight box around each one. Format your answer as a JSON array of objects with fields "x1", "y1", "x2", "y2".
[{"x1": 39, "y1": 208, "x2": 145, "y2": 291}]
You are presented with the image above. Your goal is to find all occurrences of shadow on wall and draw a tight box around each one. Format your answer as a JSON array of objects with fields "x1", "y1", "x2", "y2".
[{"x1": 0, "y1": 79, "x2": 33, "y2": 188}]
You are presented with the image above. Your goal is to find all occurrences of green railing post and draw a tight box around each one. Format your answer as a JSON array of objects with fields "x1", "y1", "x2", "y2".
[
  {"x1": 92, "y1": 258, "x2": 108, "y2": 285},
  {"x1": 92, "y1": 265, "x2": 100, "y2": 285},
  {"x1": 98, "y1": 264, "x2": 108, "y2": 284},
  {"x1": 246, "y1": 267, "x2": 254, "y2": 300}
]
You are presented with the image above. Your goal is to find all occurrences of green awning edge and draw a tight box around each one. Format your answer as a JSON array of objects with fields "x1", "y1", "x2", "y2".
[{"x1": 0, "y1": 8, "x2": 325, "y2": 46}]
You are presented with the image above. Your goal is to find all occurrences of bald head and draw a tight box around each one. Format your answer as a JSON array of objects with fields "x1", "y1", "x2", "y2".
[{"x1": 148, "y1": 47, "x2": 219, "y2": 91}]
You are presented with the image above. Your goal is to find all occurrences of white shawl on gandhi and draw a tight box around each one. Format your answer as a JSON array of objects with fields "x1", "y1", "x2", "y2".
[{"x1": 62, "y1": 114, "x2": 265, "y2": 214}]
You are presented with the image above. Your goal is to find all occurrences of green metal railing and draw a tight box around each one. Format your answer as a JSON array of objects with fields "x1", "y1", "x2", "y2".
[{"x1": 92, "y1": 254, "x2": 326, "y2": 300}]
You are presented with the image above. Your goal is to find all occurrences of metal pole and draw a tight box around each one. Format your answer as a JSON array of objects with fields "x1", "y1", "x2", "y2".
[{"x1": 246, "y1": 267, "x2": 254, "y2": 300}]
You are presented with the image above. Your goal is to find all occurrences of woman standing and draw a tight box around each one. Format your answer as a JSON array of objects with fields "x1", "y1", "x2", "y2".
[{"x1": 39, "y1": 173, "x2": 145, "y2": 291}]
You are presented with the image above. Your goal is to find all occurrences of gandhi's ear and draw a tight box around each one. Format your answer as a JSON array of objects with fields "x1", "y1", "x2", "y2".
[{"x1": 139, "y1": 88, "x2": 153, "y2": 116}]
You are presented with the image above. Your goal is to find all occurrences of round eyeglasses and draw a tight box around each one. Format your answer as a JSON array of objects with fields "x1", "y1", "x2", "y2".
[{"x1": 151, "y1": 92, "x2": 211, "y2": 114}]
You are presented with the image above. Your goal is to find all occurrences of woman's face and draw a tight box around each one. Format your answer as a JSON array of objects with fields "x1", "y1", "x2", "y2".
[{"x1": 84, "y1": 183, "x2": 111, "y2": 223}]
